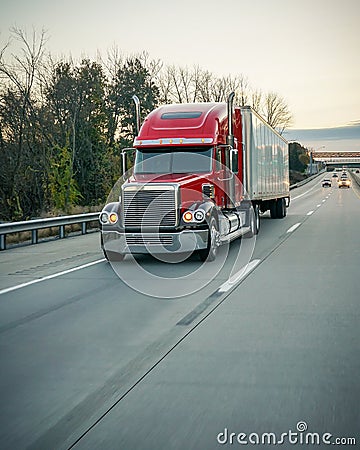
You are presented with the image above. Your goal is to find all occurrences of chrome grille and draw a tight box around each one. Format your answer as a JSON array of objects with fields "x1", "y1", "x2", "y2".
[
  {"x1": 122, "y1": 185, "x2": 177, "y2": 228},
  {"x1": 125, "y1": 235, "x2": 173, "y2": 246}
]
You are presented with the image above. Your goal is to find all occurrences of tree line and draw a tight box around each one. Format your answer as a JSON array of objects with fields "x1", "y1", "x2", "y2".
[{"x1": 1, "y1": 28, "x2": 298, "y2": 222}]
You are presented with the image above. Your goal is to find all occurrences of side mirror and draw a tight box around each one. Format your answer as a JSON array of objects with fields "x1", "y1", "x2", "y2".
[{"x1": 121, "y1": 148, "x2": 136, "y2": 178}]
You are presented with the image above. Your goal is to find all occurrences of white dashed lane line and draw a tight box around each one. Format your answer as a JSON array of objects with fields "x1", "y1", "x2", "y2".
[{"x1": 287, "y1": 223, "x2": 302, "y2": 233}]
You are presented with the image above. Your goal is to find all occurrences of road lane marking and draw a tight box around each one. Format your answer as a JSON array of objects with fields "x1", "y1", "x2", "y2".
[
  {"x1": 0, "y1": 259, "x2": 106, "y2": 296},
  {"x1": 291, "y1": 182, "x2": 319, "y2": 201},
  {"x1": 218, "y1": 259, "x2": 261, "y2": 293},
  {"x1": 322, "y1": 199, "x2": 326, "y2": 202},
  {"x1": 317, "y1": 204, "x2": 321, "y2": 207},
  {"x1": 177, "y1": 259, "x2": 262, "y2": 326},
  {"x1": 287, "y1": 223, "x2": 301, "y2": 233},
  {"x1": 307, "y1": 210, "x2": 314, "y2": 216}
]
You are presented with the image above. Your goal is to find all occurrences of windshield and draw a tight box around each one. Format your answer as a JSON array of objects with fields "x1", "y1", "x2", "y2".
[{"x1": 134, "y1": 146, "x2": 212, "y2": 174}]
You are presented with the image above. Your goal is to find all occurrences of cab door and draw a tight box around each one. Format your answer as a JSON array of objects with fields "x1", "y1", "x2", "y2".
[{"x1": 215, "y1": 142, "x2": 241, "y2": 209}]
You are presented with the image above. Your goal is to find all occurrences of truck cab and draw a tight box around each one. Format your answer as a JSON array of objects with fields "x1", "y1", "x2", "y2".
[{"x1": 100, "y1": 94, "x2": 289, "y2": 262}]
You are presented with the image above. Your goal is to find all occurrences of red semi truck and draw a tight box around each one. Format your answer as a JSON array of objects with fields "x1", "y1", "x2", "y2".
[{"x1": 100, "y1": 93, "x2": 289, "y2": 261}]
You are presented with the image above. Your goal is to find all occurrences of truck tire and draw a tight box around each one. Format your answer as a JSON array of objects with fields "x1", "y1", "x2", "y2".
[
  {"x1": 270, "y1": 198, "x2": 286, "y2": 219},
  {"x1": 276, "y1": 198, "x2": 286, "y2": 219},
  {"x1": 244, "y1": 204, "x2": 260, "y2": 238},
  {"x1": 270, "y1": 200, "x2": 278, "y2": 219},
  {"x1": 199, "y1": 217, "x2": 219, "y2": 262}
]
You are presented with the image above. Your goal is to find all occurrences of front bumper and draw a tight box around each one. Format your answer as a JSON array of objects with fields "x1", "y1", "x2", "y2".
[{"x1": 102, "y1": 229, "x2": 209, "y2": 255}]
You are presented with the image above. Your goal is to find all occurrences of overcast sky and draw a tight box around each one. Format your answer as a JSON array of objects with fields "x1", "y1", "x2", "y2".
[{"x1": 1, "y1": 0, "x2": 359, "y2": 151}]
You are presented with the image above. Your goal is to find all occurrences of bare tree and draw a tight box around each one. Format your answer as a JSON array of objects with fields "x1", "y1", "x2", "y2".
[
  {"x1": 251, "y1": 89, "x2": 263, "y2": 112},
  {"x1": 157, "y1": 64, "x2": 174, "y2": 103},
  {"x1": 196, "y1": 68, "x2": 214, "y2": 102},
  {"x1": 165, "y1": 65, "x2": 190, "y2": 103},
  {"x1": 101, "y1": 44, "x2": 124, "y2": 80},
  {"x1": 262, "y1": 91, "x2": 293, "y2": 133},
  {"x1": 0, "y1": 27, "x2": 49, "y2": 218},
  {"x1": 235, "y1": 74, "x2": 249, "y2": 106}
]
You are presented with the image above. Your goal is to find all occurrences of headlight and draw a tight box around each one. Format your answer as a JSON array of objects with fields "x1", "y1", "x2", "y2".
[
  {"x1": 182, "y1": 209, "x2": 205, "y2": 223},
  {"x1": 194, "y1": 209, "x2": 205, "y2": 222},
  {"x1": 100, "y1": 212, "x2": 109, "y2": 224},
  {"x1": 100, "y1": 211, "x2": 118, "y2": 224},
  {"x1": 109, "y1": 212, "x2": 118, "y2": 224},
  {"x1": 183, "y1": 211, "x2": 193, "y2": 223}
]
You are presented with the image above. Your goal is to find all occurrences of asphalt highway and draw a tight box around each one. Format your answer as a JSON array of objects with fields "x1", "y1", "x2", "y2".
[{"x1": 0, "y1": 173, "x2": 359, "y2": 449}]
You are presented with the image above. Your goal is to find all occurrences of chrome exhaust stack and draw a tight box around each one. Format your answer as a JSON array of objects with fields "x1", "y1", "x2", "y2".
[
  {"x1": 227, "y1": 92, "x2": 235, "y2": 148},
  {"x1": 132, "y1": 95, "x2": 141, "y2": 136}
]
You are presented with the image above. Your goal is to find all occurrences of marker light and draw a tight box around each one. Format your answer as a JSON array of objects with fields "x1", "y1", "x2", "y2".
[
  {"x1": 109, "y1": 213, "x2": 118, "y2": 224},
  {"x1": 183, "y1": 211, "x2": 193, "y2": 223}
]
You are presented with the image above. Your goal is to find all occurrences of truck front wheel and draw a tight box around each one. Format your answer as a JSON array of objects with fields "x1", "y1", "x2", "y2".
[{"x1": 199, "y1": 217, "x2": 220, "y2": 262}]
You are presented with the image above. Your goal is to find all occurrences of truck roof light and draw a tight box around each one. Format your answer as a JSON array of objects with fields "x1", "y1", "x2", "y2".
[{"x1": 134, "y1": 137, "x2": 213, "y2": 146}]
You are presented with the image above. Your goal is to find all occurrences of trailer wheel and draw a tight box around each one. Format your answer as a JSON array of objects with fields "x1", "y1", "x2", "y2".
[
  {"x1": 276, "y1": 198, "x2": 286, "y2": 219},
  {"x1": 199, "y1": 217, "x2": 220, "y2": 262},
  {"x1": 270, "y1": 200, "x2": 278, "y2": 219},
  {"x1": 244, "y1": 204, "x2": 260, "y2": 238},
  {"x1": 270, "y1": 199, "x2": 286, "y2": 219}
]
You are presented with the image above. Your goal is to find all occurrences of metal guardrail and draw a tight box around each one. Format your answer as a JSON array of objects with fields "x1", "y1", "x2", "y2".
[
  {"x1": 0, "y1": 169, "x2": 335, "y2": 251},
  {"x1": 0, "y1": 213, "x2": 99, "y2": 251},
  {"x1": 350, "y1": 171, "x2": 360, "y2": 187},
  {"x1": 289, "y1": 170, "x2": 325, "y2": 190}
]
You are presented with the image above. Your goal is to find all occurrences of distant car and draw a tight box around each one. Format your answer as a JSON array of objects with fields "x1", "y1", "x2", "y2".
[
  {"x1": 338, "y1": 178, "x2": 351, "y2": 188},
  {"x1": 356, "y1": 169, "x2": 360, "y2": 174},
  {"x1": 322, "y1": 178, "x2": 332, "y2": 187},
  {"x1": 332, "y1": 173, "x2": 338, "y2": 178}
]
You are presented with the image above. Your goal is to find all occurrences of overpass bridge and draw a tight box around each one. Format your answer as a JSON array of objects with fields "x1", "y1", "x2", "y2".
[{"x1": 312, "y1": 151, "x2": 360, "y2": 166}]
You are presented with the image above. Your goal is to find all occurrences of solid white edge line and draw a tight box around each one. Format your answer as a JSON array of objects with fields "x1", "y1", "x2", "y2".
[
  {"x1": 287, "y1": 222, "x2": 301, "y2": 233},
  {"x1": 218, "y1": 259, "x2": 261, "y2": 293},
  {"x1": 0, "y1": 259, "x2": 106, "y2": 296},
  {"x1": 307, "y1": 210, "x2": 314, "y2": 216}
]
